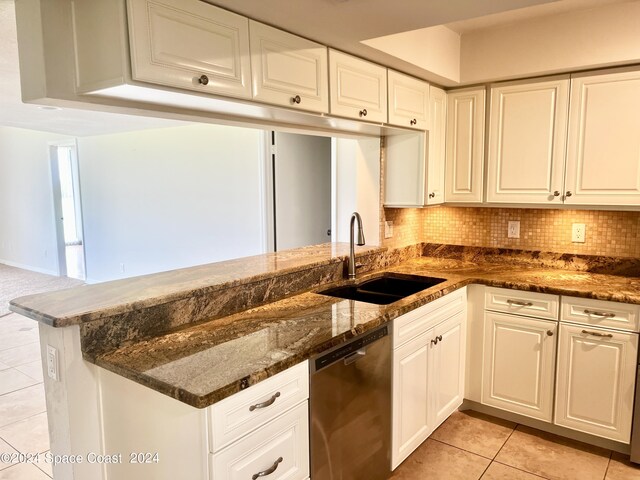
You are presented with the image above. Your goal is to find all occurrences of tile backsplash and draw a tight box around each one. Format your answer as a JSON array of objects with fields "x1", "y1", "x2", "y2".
[{"x1": 383, "y1": 206, "x2": 640, "y2": 258}]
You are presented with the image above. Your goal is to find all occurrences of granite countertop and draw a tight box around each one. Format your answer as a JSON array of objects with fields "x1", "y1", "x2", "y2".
[
  {"x1": 9, "y1": 243, "x2": 381, "y2": 326},
  {"x1": 89, "y1": 255, "x2": 640, "y2": 408}
]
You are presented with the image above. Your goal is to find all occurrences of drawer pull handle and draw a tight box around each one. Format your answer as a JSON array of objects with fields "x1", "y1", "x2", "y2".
[
  {"x1": 581, "y1": 329, "x2": 613, "y2": 338},
  {"x1": 584, "y1": 309, "x2": 616, "y2": 318},
  {"x1": 252, "y1": 457, "x2": 283, "y2": 479},
  {"x1": 507, "y1": 300, "x2": 533, "y2": 307},
  {"x1": 249, "y1": 392, "x2": 281, "y2": 411}
]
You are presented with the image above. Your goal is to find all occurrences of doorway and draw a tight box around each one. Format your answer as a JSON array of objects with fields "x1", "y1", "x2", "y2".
[
  {"x1": 266, "y1": 131, "x2": 333, "y2": 251},
  {"x1": 50, "y1": 142, "x2": 86, "y2": 280}
]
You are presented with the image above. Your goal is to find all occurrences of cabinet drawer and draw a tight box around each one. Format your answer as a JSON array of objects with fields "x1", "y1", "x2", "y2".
[
  {"x1": 210, "y1": 401, "x2": 309, "y2": 480},
  {"x1": 209, "y1": 361, "x2": 308, "y2": 452},
  {"x1": 393, "y1": 288, "x2": 466, "y2": 348},
  {"x1": 485, "y1": 287, "x2": 559, "y2": 320},
  {"x1": 561, "y1": 296, "x2": 640, "y2": 332}
]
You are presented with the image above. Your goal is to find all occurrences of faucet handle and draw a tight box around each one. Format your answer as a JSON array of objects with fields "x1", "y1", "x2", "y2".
[{"x1": 355, "y1": 263, "x2": 364, "y2": 269}]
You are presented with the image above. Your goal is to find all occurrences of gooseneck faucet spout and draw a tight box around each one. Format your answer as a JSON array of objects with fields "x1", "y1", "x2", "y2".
[{"x1": 348, "y1": 212, "x2": 365, "y2": 279}]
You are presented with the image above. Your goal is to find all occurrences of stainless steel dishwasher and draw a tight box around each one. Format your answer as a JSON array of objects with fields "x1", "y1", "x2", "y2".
[{"x1": 310, "y1": 324, "x2": 391, "y2": 480}]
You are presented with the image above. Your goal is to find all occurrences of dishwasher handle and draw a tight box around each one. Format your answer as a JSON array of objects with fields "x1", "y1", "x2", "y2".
[{"x1": 344, "y1": 349, "x2": 367, "y2": 366}]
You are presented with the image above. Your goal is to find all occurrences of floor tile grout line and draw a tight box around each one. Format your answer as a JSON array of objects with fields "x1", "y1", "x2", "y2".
[
  {"x1": 0, "y1": 381, "x2": 44, "y2": 399},
  {"x1": 602, "y1": 450, "x2": 613, "y2": 480},
  {"x1": 0, "y1": 409, "x2": 48, "y2": 434},
  {"x1": 492, "y1": 459, "x2": 553, "y2": 479},
  {"x1": 428, "y1": 435, "x2": 497, "y2": 461},
  {"x1": 491, "y1": 422, "x2": 518, "y2": 461}
]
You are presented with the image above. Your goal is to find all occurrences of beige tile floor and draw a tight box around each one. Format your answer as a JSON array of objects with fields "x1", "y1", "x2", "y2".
[
  {"x1": 0, "y1": 264, "x2": 81, "y2": 480},
  {"x1": 392, "y1": 410, "x2": 640, "y2": 480}
]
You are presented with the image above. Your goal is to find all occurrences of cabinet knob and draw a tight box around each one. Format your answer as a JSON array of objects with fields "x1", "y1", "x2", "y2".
[
  {"x1": 428, "y1": 192, "x2": 436, "y2": 199},
  {"x1": 197, "y1": 74, "x2": 209, "y2": 86},
  {"x1": 359, "y1": 109, "x2": 368, "y2": 117},
  {"x1": 553, "y1": 191, "x2": 560, "y2": 197},
  {"x1": 546, "y1": 330, "x2": 554, "y2": 336},
  {"x1": 431, "y1": 338, "x2": 439, "y2": 345},
  {"x1": 410, "y1": 118, "x2": 417, "y2": 126},
  {"x1": 565, "y1": 191, "x2": 573, "y2": 197},
  {"x1": 291, "y1": 95, "x2": 301, "y2": 104}
]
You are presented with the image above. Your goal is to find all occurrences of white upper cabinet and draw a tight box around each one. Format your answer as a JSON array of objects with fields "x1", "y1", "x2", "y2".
[
  {"x1": 126, "y1": 0, "x2": 252, "y2": 99},
  {"x1": 249, "y1": 21, "x2": 328, "y2": 113},
  {"x1": 427, "y1": 86, "x2": 447, "y2": 205},
  {"x1": 387, "y1": 70, "x2": 430, "y2": 130},
  {"x1": 565, "y1": 68, "x2": 640, "y2": 206},
  {"x1": 486, "y1": 78, "x2": 570, "y2": 204},
  {"x1": 385, "y1": 132, "x2": 428, "y2": 207},
  {"x1": 329, "y1": 50, "x2": 388, "y2": 123},
  {"x1": 445, "y1": 88, "x2": 486, "y2": 203}
]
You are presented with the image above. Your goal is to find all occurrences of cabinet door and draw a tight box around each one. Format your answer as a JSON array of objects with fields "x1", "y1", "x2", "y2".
[
  {"x1": 427, "y1": 86, "x2": 447, "y2": 205},
  {"x1": 329, "y1": 50, "x2": 387, "y2": 123},
  {"x1": 388, "y1": 70, "x2": 429, "y2": 130},
  {"x1": 445, "y1": 88, "x2": 486, "y2": 203},
  {"x1": 555, "y1": 324, "x2": 638, "y2": 443},
  {"x1": 392, "y1": 331, "x2": 432, "y2": 469},
  {"x1": 430, "y1": 311, "x2": 466, "y2": 429},
  {"x1": 482, "y1": 312, "x2": 557, "y2": 422},
  {"x1": 487, "y1": 78, "x2": 569, "y2": 204},
  {"x1": 565, "y1": 69, "x2": 640, "y2": 206},
  {"x1": 127, "y1": 0, "x2": 251, "y2": 98},
  {"x1": 249, "y1": 21, "x2": 328, "y2": 113},
  {"x1": 384, "y1": 132, "x2": 427, "y2": 207}
]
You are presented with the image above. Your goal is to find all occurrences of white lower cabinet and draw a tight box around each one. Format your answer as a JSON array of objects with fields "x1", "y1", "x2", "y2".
[
  {"x1": 482, "y1": 311, "x2": 557, "y2": 422},
  {"x1": 555, "y1": 324, "x2": 638, "y2": 443},
  {"x1": 210, "y1": 402, "x2": 309, "y2": 480},
  {"x1": 392, "y1": 290, "x2": 466, "y2": 469}
]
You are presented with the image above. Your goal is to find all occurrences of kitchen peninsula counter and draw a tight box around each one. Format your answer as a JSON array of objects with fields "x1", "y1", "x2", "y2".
[{"x1": 28, "y1": 244, "x2": 639, "y2": 409}]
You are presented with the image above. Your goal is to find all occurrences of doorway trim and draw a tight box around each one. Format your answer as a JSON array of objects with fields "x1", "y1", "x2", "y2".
[{"x1": 49, "y1": 139, "x2": 87, "y2": 279}]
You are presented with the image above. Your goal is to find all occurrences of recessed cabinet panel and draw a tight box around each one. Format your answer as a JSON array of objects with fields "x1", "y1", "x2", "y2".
[
  {"x1": 482, "y1": 312, "x2": 557, "y2": 422},
  {"x1": 249, "y1": 21, "x2": 328, "y2": 113},
  {"x1": 555, "y1": 324, "x2": 638, "y2": 442},
  {"x1": 445, "y1": 88, "x2": 485, "y2": 203},
  {"x1": 392, "y1": 332, "x2": 431, "y2": 469},
  {"x1": 487, "y1": 79, "x2": 569, "y2": 203},
  {"x1": 430, "y1": 312, "x2": 466, "y2": 428},
  {"x1": 329, "y1": 50, "x2": 387, "y2": 123},
  {"x1": 565, "y1": 69, "x2": 640, "y2": 206},
  {"x1": 427, "y1": 86, "x2": 447, "y2": 205},
  {"x1": 127, "y1": 0, "x2": 251, "y2": 98},
  {"x1": 388, "y1": 70, "x2": 429, "y2": 130}
]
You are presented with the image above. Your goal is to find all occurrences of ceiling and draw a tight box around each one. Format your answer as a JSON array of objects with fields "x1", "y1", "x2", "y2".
[{"x1": 0, "y1": 0, "x2": 633, "y2": 136}]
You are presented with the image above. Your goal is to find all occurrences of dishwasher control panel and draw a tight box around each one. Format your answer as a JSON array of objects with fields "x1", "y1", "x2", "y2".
[{"x1": 315, "y1": 325, "x2": 388, "y2": 371}]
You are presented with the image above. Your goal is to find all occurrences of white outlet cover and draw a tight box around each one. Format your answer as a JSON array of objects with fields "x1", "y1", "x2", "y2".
[
  {"x1": 507, "y1": 221, "x2": 520, "y2": 239},
  {"x1": 572, "y1": 223, "x2": 586, "y2": 243},
  {"x1": 46, "y1": 345, "x2": 59, "y2": 381}
]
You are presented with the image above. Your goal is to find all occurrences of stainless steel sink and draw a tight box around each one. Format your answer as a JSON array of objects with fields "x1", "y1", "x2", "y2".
[{"x1": 318, "y1": 273, "x2": 446, "y2": 305}]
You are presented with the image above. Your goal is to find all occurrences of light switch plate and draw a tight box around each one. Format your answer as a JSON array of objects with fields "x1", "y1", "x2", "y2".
[
  {"x1": 572, "y1": 223, "x2": 586, "y2": 243},
  {"x1": 507, "y1": 221, "x2": 520, "y2": 239},
  {"x1": 46, "y1": 345, "x2": 59, "y2": 381},
  {"x1": 384, "y1": 221, "x2": 393, "y2": 239}
]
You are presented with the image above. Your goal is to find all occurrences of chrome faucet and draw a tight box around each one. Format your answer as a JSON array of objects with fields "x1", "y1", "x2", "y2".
[{"x1": 348, "y1": 212, "x2": 365, "y2": 279}]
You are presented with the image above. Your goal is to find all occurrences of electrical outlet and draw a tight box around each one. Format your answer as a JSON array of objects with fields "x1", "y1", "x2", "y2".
[
  {"x1": 46, "y1": 345, "x2": 59, "y2": 381},
  {"x1": 384, "y1": 221, "x2": 393, "y2": 239},
  {"x1": 572, "y1": 223, "x2": 586, "y2": 243},
  {"x1": 507, "y1": 221, "x2": 520, "y2": 239}
]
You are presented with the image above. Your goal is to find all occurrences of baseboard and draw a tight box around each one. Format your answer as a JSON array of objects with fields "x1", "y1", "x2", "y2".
[
  {"x1": 461, "y1": 399, "x2": 631, "y2": 455},
  {"x1": 0, "y1": 258, "x2": 59, "y2": 276}
]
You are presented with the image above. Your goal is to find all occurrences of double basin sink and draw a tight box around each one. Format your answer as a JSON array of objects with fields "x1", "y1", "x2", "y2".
[{"x1": 319, "y1": 273, "x2": 446, "y2": 305}]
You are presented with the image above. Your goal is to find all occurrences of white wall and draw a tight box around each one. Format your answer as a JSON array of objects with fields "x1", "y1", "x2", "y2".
[
  {"x1": 77, "y1": 124, "x2": 265, "y2": 282},
  {"x1": 0, "y1": 126, "x2": 72, "y2": 274}
]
